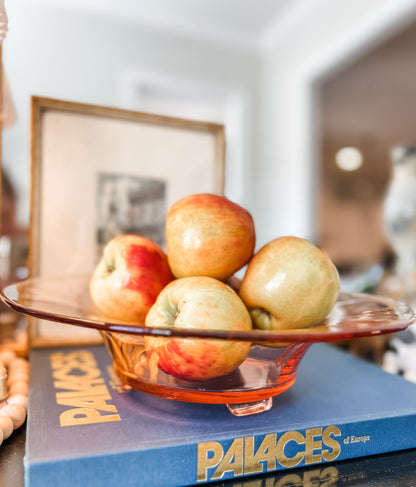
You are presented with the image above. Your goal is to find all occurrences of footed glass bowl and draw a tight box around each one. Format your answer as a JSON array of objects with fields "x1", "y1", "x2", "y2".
[{"x1": 1, "y1": 275, "x2": 415, "y2": 416}]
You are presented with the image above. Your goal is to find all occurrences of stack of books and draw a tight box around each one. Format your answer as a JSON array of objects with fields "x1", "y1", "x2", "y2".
[{"x1": 24, "y1": 343, "x2": 416, "y2": 486}]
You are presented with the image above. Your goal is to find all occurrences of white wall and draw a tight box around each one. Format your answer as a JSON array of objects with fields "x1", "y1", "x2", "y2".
[
  {"x1": 4, "y1": 0, "x2": 416, "y2": 250},
  {"x1": 2, "y1": 0, "x2": 260, "y2": 229}
]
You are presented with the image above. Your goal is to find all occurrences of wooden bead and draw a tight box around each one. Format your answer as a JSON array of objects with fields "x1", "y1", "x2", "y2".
[
  {"x1": 0, "y1": 375, "x2": 7, "y2": 402},
  {"x1": 7, "y1": 369, "x2": 29, "y2": 384},
  {"x1": 8, "y1": 358, "x2": 29, "y2": 373},
  {"x1": 8, "y1": 381, "x2": 29, "y2": 397},
  {"x1": 0, "y1": 348, "x2": 29, "y2": 442},
  {"x1": 0, "y1": 415, "x2": 14, "y2": 439},
  {"x1": 0, "y1": 404, "x2": 26, "y2": 429},
  {"x1": 7, "y1": 394, "x2": 28, "y2": 410},
  {"x1": 0, "y1": 350, "x2": 16, "y2": 367}
]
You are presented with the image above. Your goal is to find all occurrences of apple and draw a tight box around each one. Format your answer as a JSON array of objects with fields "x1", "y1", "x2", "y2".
[
  {"x1": 144, "y1": 276, "x2": 252, "y2": 381},
  {"x1": 166, "y1": 193, "x2": 256, "y2": 281},
  {"x1": 90, "y1": 234, "x2": 174, "y2": 323},
  {"x1": 239, "y1": 236, "x2": 340, "y2": 331}
]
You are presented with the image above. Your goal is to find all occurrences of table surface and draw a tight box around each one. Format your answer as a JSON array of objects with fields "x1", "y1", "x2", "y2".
[
  {"x1": 0, "y1": 425, "x2": 25, "y2": 487},
  {"x1": 0, "y1": 425, "x2": 415, "y2": 487}
]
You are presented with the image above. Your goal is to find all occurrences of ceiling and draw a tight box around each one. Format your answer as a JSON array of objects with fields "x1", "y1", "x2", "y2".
[{"x1": 29, "y1": 0, "x2": 305, "y2": 49}]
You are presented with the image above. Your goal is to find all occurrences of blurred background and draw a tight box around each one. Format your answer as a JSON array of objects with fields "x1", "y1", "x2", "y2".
[{"x1": 2, "y1": 0, "x2": 416, "y2": 371}]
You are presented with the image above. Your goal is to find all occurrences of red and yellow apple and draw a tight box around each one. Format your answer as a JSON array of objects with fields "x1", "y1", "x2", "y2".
[
  {"x1": 239, "y1": 236, "x2": 340, "y2": 331},
  {"x1": 144, "y1": 276, "x2": 252, "y2": 381},
  {"x1": 90, "y1": 234, "x2": 174, "y2": 323},
  {"x1": 166, "y1": 193, "x2": 256, "y2": 281}
]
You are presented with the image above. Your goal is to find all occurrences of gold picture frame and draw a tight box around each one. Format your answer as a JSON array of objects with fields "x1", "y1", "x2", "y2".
[{"x1": 29, "y1": 96, "x2": 225, "y2": 347}]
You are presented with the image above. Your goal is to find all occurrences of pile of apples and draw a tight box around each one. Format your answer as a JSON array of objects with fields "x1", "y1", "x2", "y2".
[{"x1": 90, "y1": 193, "x2": 340, "y2": 381}]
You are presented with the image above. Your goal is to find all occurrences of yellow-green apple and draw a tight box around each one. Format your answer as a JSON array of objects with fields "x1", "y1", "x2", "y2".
[
  {"x1": 144, "y1": 276, "x2": 252, "y2": 381},
  {"x1": 166, "y1": 193, "x2": 256, "y2": 281},
  {"x1": 90, "y1": 234, "x2": 174, "y2": 323},
  {"x1": 239, "y1": 236, "x2": 340, "y2": 331}
]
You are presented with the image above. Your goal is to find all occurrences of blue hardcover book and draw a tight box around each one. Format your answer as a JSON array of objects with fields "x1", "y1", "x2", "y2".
[{"x1": 24, "y1": 343, "x2": 416, "y2": 487}]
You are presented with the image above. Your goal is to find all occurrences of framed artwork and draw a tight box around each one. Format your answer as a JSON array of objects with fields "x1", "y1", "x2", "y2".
[{"x1": 29, "y1": 96, "x2": 225, "y2": 347}]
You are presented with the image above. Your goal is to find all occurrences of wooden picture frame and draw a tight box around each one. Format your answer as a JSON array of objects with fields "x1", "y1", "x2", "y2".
[{"x1": 29, "y1": 96, "x2": 225, "y2": 347}]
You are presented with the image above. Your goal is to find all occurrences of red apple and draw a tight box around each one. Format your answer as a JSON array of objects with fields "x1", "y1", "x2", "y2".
[
  {"x1": 239, "y1": 236, "x2": 340, "y2": 331},
  {"x1": 166, "y1": 193, "x2": 256, "y2": 281},
  {"x1": 144, "y1": 276, "x2": 252, "y2": 381},
  {"x1": 90, "y1": 234, "x2": 174, "y2": 323}
]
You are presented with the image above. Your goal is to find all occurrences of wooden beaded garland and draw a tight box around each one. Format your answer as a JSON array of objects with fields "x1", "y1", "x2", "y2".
[
  {"x1": 0, "y1": 415, "x2": 13, "y2": 440},
  {"x1": 0, "y1": 348, "x2": 29, "y2": 445}
]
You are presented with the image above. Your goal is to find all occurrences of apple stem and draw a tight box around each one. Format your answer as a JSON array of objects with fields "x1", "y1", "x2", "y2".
[{"x1": 250, "y1": 307, "x2": 272, "y2": 330}]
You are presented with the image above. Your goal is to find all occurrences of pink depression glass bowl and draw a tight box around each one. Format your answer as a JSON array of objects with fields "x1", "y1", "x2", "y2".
[{"x1": 1, "y1": 275, "x2": 415, "y2": 416}]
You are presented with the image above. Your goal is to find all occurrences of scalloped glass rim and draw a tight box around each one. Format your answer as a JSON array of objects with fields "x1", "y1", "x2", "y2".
[{"x1": 1, "y1": 274, "x2": 415, "y2": 345}]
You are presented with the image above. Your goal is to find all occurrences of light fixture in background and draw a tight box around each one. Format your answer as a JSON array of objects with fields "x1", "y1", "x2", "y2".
[{"x1": 335, "y1": 146, "x2": 363, "y2": 171}]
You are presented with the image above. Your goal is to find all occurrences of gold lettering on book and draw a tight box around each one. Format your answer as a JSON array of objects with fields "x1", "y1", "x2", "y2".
[
  {"x1": 210, "y1": 438, "x2": 244, "y2": 480},
  {"x1": 197, "y1": 426, "x2": 341, "y2": 482},
  {"x1": 305, "y1": 427, "x2": 323, "y2": 465},
  {"x1": 244, "y1": 433, "x2": 278, "y2": 473},
  {"x1": 197, "y1": 441, "x2": 223, "y2": 481},
  {"x1": 50, "y1": 350, "x2": 121, "y2": 426},
  {"x1": 277, "y1": 430, "x2": 305, "y2": 468},
  {"x1": 322, "y1": 426, "x2": 342, "y2": 461}
]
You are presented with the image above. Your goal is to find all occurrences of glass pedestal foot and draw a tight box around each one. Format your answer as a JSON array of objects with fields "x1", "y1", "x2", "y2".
[
  {"x1": 121, "y1": 383, "x2": 132, "y2": 392},
  {"x1": 227, "y1": 397, "x2": 273, "y2": 416}
]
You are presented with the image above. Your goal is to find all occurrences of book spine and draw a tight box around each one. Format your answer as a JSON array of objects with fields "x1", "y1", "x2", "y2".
[
  {"x1": 195, "y1": 416, "x2": 416, "y2": 484},
  {"x1": 26, "y1": 413, "x2": 416, "y2": 487}
]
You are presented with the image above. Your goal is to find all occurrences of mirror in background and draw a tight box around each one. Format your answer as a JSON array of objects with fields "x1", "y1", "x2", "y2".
[
  {"x1": 319, "y1": 20, "x2": 416, "y2": 275},
  {"x1": 318, "y1": 20, "x2": 416, "y2": 371}
]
